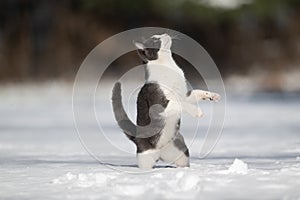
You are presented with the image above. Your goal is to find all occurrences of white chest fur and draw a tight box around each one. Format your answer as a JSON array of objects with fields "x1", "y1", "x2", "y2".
[
  {"x1": 146, "y1": 56, "x2": 187, "y2": 100},
  {"x1": 145, "y1": 55, "x2": 187, "y2": 148}
]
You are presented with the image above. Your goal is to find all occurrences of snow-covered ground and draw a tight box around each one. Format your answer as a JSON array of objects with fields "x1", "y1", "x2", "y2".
[{"x1": 0, "y1": 81, "x2": 300, "y2": 199}]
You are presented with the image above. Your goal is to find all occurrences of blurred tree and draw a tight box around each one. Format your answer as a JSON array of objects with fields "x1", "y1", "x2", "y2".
[{"x1": 0, "y1": 0, "x2": 299, "y2": 82}]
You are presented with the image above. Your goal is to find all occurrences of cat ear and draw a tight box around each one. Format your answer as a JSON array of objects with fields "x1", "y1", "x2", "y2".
[
  {"x1": 133, "y1": 40, "x2": 148, "y2": 62},
  {"x1": 137, "y1": 49, "x2": 148, "y2": 62},
  {"x1": 133, "y1": 41, "x2": 145, "y2": 50}
]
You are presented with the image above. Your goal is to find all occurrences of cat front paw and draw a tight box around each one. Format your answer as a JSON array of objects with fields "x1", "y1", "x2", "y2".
[
  {"x1": 209, "y1": 92, "x2": 220, "y2": 102},
  {"x1": 199, "y1": 92, "x2": 220, "y2": 102},
  {"x1": 194, "y1": 108, "x2": 204, "y2": 118}
]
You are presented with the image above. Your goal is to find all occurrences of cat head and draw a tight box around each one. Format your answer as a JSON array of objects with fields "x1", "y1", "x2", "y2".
[{"x1": 134, "y1": 33, "x2": 172, "y2": 63}]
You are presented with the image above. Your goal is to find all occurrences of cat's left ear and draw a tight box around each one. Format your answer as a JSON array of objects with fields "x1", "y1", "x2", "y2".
[{"x1": 133, "y1": 41, "x2": 145, "y2": 50}]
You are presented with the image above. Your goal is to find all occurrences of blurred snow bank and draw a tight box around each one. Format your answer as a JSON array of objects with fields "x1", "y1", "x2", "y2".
[{"x1": 226, "y1": 69, "x2": 300, "y2": 93}]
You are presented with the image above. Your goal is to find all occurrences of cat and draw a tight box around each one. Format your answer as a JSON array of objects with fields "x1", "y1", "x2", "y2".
[{"x1": 112, "y1": 33, "x2": 220, "y2": 169}]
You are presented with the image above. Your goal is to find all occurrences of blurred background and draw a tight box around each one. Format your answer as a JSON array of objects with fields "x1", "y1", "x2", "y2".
[
  {"x1": 0, "y1": 0, "x2": 300, "y2": 92},
  {"x1": 1, "y1": 2, "x2": 300, "y2": 197}
]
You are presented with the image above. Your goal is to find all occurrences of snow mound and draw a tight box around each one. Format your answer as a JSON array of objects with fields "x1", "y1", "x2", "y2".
[
  {"x1": 178, "y1": 174, "x2": 199, "y2": 191},
  {"x1": 51, "y1": 172, "x2": 112, "y2": 187},
  {"x1": 177, "y1": 172, "x2": 200, "y2": 191},
  {"x1": 228, "y1": 158, "x2": 248, "y2": 174},
  {"x1": 51, "y1": 172, "x2": 76, "y2": 184},
  {"x1": 114, "y1": 185, "x2": 147, "y2": 196}
]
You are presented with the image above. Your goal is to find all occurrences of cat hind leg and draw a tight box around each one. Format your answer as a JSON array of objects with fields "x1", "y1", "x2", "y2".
[
  {"x1": 137, "y1": 149, "x2": 160, "y2": 169},
  {"x1": 159, "y1": 134, "x2": 190, "y2": 168}
]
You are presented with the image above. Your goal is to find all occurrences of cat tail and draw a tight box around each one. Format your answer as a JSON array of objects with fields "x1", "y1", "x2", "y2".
[{"x1": 112, "y1": 82, "x2": 137, "y2": 143}]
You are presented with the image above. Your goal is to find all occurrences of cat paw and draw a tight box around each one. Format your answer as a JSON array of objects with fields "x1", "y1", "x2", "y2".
[
  {"x1": 194, "y1": 108, "x2": 204, "y2": 118},
  {"x1": 208, "y1": 92, "x2": 220, "y2": 102}
]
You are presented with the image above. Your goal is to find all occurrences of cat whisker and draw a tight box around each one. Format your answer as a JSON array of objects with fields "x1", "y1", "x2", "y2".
[
  {"x1": 170, "y1": 33, "x2": 181, "y2": 41},
  {"x1": 166, "y1": 29, "x2": 181, "y2": 41},
  {"x1": 172, "y1": 35, "x2": 181, "y2": 40}
]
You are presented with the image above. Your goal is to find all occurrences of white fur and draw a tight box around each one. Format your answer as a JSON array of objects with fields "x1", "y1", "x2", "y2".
[
  {"x1": 145, "y1": 35, "x2": 188, "y2": 150},
  {"x1": 138, "y1": 144, "x2": 189, "y2": 169},
  {"x1": 147, "y1": 36, "x2": 187, "y2": 101},
  {"x1": 136, "y1": 33, "x2": 220, "y2": 169},
  {"x1": 186, "y1": 89, "x2": 221, "y2": 103},
  {"x1": 156, "y1": 109, "x2": 180, "y2": 148},
  {"x1": 137, "y1": 149, "x2": 160, "y2": 169},
  {"x1": 181, "y1": 101, "x2": 203, "y2": 117},
  {"x1": 160, "y1": 142, "x2": 189, "y2": 167}
]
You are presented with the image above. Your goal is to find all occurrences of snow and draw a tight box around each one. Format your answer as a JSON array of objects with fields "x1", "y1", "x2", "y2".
[
  {"x1": 177, "y1": 173, "x2": 200, "y2": 191},
  {"x1": 228, "y1": 158, "x2": 248, "y2": 174},
  {"x1": 0, "y1": 81, "x2": 300, "y2": 199},
  {"x1": 51, "y1": 172, "x2": 111, "y2": 187}
]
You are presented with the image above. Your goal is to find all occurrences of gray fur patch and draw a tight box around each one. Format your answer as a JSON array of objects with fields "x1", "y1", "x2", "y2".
[
  {"x1": 173, "y1": 132, "x2": 189, "y2": 157},
  {"x1": 136, "y1": 82, "x2": 169, "y2": 153},
  {"x1": 136, "y1": 37, "x2": 162, "y2": 62}
]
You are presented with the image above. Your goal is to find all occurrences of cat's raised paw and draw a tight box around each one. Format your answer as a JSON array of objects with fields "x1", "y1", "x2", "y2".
[
  {"x1": 194, "y1": 108, "x2": 204, "y2": 118},
  {"x1": 209, "y1": 92, "x2": 221, "y2": 102}
]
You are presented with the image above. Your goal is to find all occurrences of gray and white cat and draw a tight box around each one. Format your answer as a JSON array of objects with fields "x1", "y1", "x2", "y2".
[{"x1": 112, "y1": 33, "x2": 220, "y2": 169}]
